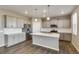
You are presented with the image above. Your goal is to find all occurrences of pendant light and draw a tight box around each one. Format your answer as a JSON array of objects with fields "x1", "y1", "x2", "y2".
[
  {"x1": 47, "y1": 17, "x2": 50, "y2": 20},
  {"x1": 35, "y1": 18, "x2": 38, "y2": 22},
  {"x1": 34, "y1": 8, "x2": 38, "y2": 22},
  {"x1": 47, "y1": 5, "x2": 50, "y2": 20}
]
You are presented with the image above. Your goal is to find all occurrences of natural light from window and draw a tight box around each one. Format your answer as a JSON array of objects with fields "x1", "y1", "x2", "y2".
[{"x1": 72, "y1": 12, "x2": 77, "y2": 35}]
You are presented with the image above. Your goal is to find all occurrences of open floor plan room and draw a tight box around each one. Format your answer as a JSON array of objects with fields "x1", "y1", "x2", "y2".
[{"x1": 0, "y1": 5, "x2": 79, "y2": 54}]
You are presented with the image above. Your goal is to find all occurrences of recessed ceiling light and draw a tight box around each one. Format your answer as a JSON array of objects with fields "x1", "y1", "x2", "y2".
[
  {"x1": 47, "y1": 17, "x2": 50, "y2": 20},
  {"x1": 43, "y1": 10, "x2": 47, "y2": 13},
  {"x1": 35, "y1": 18, "x2": 38, "y2": 22},
  {"x1": 25, "y1": 11, "x2": 28, "y2": 14}
]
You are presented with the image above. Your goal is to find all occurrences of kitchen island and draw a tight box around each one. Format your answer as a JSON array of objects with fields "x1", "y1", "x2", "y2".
[{"x1": 31, "y1": 32, "x2": 60, "y2": 51}]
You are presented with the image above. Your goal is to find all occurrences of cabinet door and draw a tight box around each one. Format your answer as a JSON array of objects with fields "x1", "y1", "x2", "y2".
[
  {"x1": 8, "y1": 35, "x2": 15, "y2": 47},
  {"x1": 58, "y1": 20, "x2": 64, "y2": 28},
  {"x1": 17, "y1": 18, "x2": 24, "y2": 28},
  {"x1": 14, "y1": 34, "x2": 19, "y2": 44},
  {"x1": 19, "y1": 33, "x2": 24, "y2": 42},
  {"x1": 21, "y1": 33, "x2": 26, "y2": 41},
  {"x1": 0, "y1": 33, "x2": 4, "y2": 47},
  {"x1": 59, "y1": 33, "x2": 64, "y2": 40},
  {"x1": 18, "y1": 34, "x2": 22, "y2": 43},
  {"x1": 6, "y1": 16, "x2": 11, "y2": 28},
  {"x1": 64, "y1": 33, "x2": 72, "y2": 41},
  {"x1": 15, "y1": 34, "x2": 22, "y2": 43},
  {"x1": 6, "y1": 16, "x2": 17, "y2": 28},
  {"x1": 0, "y1": 16, "x2": 4, "y2": 30}
]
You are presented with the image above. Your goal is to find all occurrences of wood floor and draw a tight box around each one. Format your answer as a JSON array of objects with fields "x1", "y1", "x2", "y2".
[{"x1": 0, "y1": 40, "x2": 78, "y2": 54}]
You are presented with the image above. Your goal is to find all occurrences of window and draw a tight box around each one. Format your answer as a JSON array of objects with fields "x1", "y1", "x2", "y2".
[{"x1": 72, "y1": 12, "x2": 77, "y2": 35}]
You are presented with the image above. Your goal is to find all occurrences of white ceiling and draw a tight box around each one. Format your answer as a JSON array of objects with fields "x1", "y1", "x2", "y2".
[{"x1": 0, "y1": 5, "x2": 76, "y2": 17}]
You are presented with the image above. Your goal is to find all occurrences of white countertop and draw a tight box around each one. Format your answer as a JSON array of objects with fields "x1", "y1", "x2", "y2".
[
  {"x1": 0, "y1": 28, "x2": 25, "y2": 35},
  {"x1": 4, "y1": 32, "x2": 23, "y2": 35},
  {"x1": 0, "y1": 30, "x2": 3, "y2": 33},
  {"x1": 4, "y1": 28, "x2": 22, "y2": 35},
  {"x1": 40, "y1": 28, "x2": 72, "y2": 33},
  {"x1": 31, "y1": 32, "x2": 60, "y2": 38}
]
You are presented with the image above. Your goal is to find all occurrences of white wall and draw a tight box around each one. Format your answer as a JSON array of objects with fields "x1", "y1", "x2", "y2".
[
  {"x1": 71, "y1": 6, "x2": 79, "y2": 52},
  {"x1": 32, "y1": 18, "x2": 42, "y2": 33},
  {"x1": 42, "y1": 16, "x2": 71, "y2": 28}
]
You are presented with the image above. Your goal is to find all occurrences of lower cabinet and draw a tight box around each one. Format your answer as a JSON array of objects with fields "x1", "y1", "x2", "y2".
[
  {"x1": 60, "y1": 33, "x2": 72, "y2": 41},
  {"x1": 0, "y1": 33, "x2": 5, "y2": 47},
  {"x1": 7, "y1": 35, "x2": 15, "y2": 47},
  {"x1": 5, "y1": 32, "x2": 26, "y2": 47},
  {"x1": 59, "y1": 33, "x2": 64, "y2": 40}
]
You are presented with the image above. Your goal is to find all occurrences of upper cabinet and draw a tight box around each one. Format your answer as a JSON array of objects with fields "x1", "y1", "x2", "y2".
[
  {"x1": 42, "y1": 16, "x2": 71, "y2": 28},
  {"x1": 4, "y1": 15, "x2": 29, "y2": 28},
  {"x1": 0, "y1": 15, "x2": 4, "y2": 30},
  {"x1": 17, "y1": 18, "x2": 24, "y2": 28},
  {"x1": 6, "y1": 16, "x2": 17, "y2": 28}
]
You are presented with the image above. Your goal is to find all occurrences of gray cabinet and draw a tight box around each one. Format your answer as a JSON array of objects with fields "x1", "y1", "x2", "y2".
[
  {"x1": 64, "y1": 33, "x2": 72, "y2": 41},
  {"x1": 60, "y1": 33, "x2": 72, "y2": 41},
  {"x1": 60, "y1": 33, "x2": 64, "y2": 40}
]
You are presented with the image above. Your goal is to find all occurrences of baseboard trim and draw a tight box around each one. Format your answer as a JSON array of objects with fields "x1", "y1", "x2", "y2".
[{"x1": 71, "y1": 41, "x2": 79, "y2": 53}]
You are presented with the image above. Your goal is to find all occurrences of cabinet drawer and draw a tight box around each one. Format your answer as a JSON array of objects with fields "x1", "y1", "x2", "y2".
[{"x1": 59, "y1": 33, "x2": 64, "y2": 40}]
